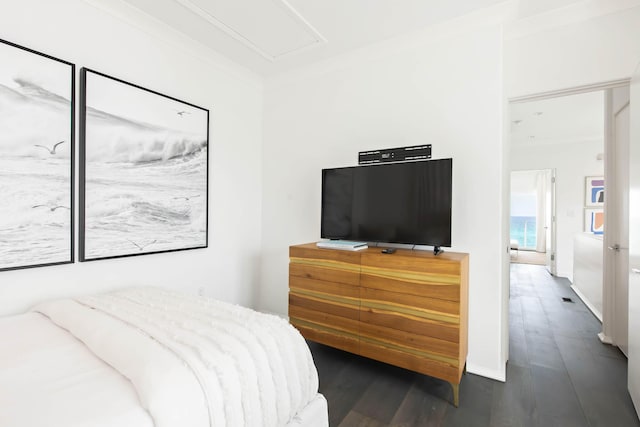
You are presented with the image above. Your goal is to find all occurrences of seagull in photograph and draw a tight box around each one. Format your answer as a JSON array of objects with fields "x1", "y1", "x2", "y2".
[
  {"x1": 32, "y1": 204, "x2": 70, "y2": 212},
  {"x1": 128, "y1": 239, "x2": 157, "y2": 251},
  {"x1": 34, "y1": 140, "x2": 65, "y2": 155},
  {"x1": 174, "y1": 195, "x2": 200, "y2": 201},
  {"x1": 176, "y1": 110, "x2": 191, "y2": 117}
]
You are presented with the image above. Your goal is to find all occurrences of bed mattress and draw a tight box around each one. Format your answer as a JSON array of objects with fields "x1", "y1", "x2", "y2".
[{"x1": 0, "y1": 288, "x2": 327, "y2": 427}]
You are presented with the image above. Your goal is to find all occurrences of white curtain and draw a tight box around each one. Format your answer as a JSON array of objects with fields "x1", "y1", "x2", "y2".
[{"x1": 535, "y1": 171, "x2": 547, "y2": 253}]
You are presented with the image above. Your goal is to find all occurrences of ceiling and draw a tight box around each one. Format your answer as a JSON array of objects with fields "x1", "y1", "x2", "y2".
[
  {"x1": 119, "y1": 0, "x2": 508, "y2": 75},
  {"x1": 112, "y1": 0, "x2": 609, "y2": 140},
  {"x1": 510, "y1": 91, "x2": 605, "y2": 147}
]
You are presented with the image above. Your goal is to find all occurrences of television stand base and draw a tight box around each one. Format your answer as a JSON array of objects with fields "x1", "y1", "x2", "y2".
[{"x1": 433, "y1": 246, "x2": 444, "y2": 256}]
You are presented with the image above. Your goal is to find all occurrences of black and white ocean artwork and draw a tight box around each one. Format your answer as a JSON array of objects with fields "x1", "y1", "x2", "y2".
[
  {"x1": 81, "y1": 69, "x2": 208, "y2": 261},
  {"x1": 0, "y1": 40, "x2": 74, "y2": 271}
]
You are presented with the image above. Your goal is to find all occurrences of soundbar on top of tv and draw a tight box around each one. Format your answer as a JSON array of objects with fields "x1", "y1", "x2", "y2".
[{"x1": 316, "y1": 240, "x2": 368, "y2": 251}]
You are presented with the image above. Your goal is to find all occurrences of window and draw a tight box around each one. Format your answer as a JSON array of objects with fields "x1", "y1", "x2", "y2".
[{"x1": 511, "y1": 193, "x2": 537, "y2": 249}]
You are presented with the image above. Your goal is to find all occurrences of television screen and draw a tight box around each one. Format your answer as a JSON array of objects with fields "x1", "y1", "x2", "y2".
[{"x1": 321, "y1": 158, "x2": 452, "y2": 247}]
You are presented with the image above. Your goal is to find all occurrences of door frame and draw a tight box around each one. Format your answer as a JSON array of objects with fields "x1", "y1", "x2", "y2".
[
  {"x1": 546, "y1": 168, "x2": 558, "y2": 276},
  {"x1": 509, "y1": 78, "x2": 630, "y2": 103},
  {"x1": 505, "y1": 77, "x2": 631, "y2": 361}
]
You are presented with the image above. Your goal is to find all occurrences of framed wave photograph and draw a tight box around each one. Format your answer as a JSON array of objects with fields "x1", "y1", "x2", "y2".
[
  {"x1": 0, "y1": 38, "x2": 74, "y2": 272},
  {"x1": 80, "y1": 68, "x2": 208, "y2": 261}
]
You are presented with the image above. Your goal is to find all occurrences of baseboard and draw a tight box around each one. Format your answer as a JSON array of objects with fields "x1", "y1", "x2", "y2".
[
  {"x1": 570, "y1": 284, "x2": 603, "y2": 322},
  {"x1": 466, "y1": 362, "x2": 506, "y2": 382},
  {"x1": 598, "y1": 332, "x2": 613, "y2": 344}
]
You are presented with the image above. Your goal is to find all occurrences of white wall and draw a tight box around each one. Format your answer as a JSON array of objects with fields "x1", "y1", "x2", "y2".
[
  {"x1": 0, "y1": 0, "x2": 264, "y2": 315},
  {"x1": 511, "y1": 140, "x2": 604, "y2": 280},
  {"x1": 505, "y1": 5, "x2": 640, "y2": 98},
  {"x1": 573, "y1": 232, "x2": 604, "y2": 319},
  {"x1": 261, "y1": 25, "x2": 506, "y2": 379},
  {"x1": 504, "y1": 0, "x2": 640, "y2": 289}
]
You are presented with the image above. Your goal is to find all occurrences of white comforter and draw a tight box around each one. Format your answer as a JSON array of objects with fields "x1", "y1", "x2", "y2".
[{"x1": 33, "y1": 288, "x2": 320, "y2": 427}]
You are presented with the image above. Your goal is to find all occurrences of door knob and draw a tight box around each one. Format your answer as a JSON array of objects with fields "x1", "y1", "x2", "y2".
[
  {"x1": 632, "y1": 268, "x2": 640, "y2": 274},
  {"x1": 608, "y1": 244, "x2": 629, "y2": 251}
]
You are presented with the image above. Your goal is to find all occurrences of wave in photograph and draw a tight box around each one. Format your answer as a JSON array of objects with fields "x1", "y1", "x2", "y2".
[
  {"x1": 0, "y1": 77, "x2": 72, "y2": 270},
  {"x1": 83, "y1": 91, "x2": 207, "y2": 259}
]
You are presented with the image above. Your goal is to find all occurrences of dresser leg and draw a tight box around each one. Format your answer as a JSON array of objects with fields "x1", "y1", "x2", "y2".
[{"x1": 451, "y1": 382, "x2": 459, "y2": 407}]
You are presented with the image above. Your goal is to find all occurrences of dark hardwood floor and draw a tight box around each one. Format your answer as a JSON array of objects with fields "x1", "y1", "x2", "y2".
[{"x1": 308, "y1": 263, "x2": 640, "y2": 427}]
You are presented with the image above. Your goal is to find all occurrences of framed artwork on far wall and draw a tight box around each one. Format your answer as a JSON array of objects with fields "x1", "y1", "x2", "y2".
[
  {"x1": 79, "y1": 68, "x2": 209, "y2": 262},
  {"x1": 0, "y1": 38, "x2": 75, "y2": 272},
  {"x1": 584, "y1": 208, "x2": 604, "y2": 235},
  {"x1": 585, "y1": 176, "x2": 604, "y2": 207}
]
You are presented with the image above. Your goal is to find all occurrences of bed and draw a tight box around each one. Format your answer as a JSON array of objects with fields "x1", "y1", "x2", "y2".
[{"x1": 0, "y1": 288, "x2": 328, "y2": 427}]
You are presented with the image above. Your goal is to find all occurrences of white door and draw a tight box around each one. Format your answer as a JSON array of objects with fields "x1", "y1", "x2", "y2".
[
  {"x1": 628, "y1": 62, "x2": 640, "y2": 418},
  {"x1": 545, "y1": 169, "x2": 557, "y2": 275},
  {"x1": 603, "y1": 86, "x2": 631, "y2": 353},
  {"x1": 613, "y1": 94, "x2": 630, "y2": 356}
]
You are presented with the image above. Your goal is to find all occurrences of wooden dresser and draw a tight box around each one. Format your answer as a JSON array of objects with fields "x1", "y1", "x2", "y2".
[{"x1": 288, "y1": 242, "x2": 469, "y2": 406}]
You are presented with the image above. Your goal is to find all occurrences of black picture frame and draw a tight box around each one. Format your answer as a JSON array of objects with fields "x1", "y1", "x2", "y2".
[
  {"x1": 0, "y1": 38, "x2": 75, "y2": 272},
  {"x1": 79, "y1": 68, "x2": 209, "y2": 262}
]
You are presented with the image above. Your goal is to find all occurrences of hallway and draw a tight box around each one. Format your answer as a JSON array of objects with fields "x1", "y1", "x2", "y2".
[{"x1": 508, "y1": 264, "x2": 637, "y2": 426}]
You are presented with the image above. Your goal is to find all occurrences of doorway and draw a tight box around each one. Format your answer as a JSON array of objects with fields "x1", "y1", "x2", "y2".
[
  {"x1": 509, "y1": 90, "x2": 605, "y2": 282},
  {"x1": 506, "y1": 80, "x2": 634, "y2": 415}
]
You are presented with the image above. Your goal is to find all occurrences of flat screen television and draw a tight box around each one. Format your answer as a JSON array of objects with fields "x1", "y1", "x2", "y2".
[{"x1": 321, "y1": 158, "x2": 452, "y2": 248}]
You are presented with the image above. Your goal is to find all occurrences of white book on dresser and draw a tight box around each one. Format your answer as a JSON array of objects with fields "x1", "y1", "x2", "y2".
[{"x1": 316, "y1": 240, "x2": 368, "y2": 251}]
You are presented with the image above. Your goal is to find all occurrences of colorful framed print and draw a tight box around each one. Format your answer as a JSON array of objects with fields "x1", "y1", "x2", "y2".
[
  {"x1": 0, "y1": 38, "x2": 75, "y2": 272},
  {"x1": 584, "y1": 208, "x2": 604, "y2": 235},
  {"x1": 80, "y1": 68, "x2": 208, "y2": 261},
  {"x1": 585, "y1": 176, "x2": 604, "y2": 207}
]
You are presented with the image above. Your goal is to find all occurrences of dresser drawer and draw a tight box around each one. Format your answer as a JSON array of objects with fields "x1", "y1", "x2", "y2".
[
  {"x1": 292, "y1": 323, "x2": 359, "y2": 355},
  {"x1": 361, "y1": 251, "x2": 464, "y2": 276},
  {"x1": 360, "y1": 251, "x2": 462, "y2": 301},
  {"x1": 359, "y1": 322, "x2": 458, "y2": 361},
  {"x1": 360, "y1": 287, "x2": 459, "y2": 323},
  {"x1": 360, "y1": 269, "x2": 460, "y2": 301},
  {"x1": 289, "y1": 305, "x2": 360, "y2": 354},
  {"x1": 290, "y1": 244, "x2": 362, "y2": 264},
  {"x1": 290, "y1": 262, "x2": 360, "y2": 286},
  {"x1": 360, "y1": 305, "x2": 459, "y2": 343},
  {"x1": 290, "y1": 245, "x2": 361, "y2": 285},
  {"x1": 289, "y1": 276, "x2": 359, "y2": 320}
]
